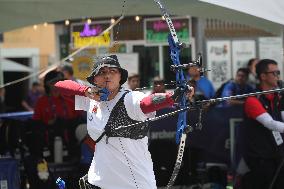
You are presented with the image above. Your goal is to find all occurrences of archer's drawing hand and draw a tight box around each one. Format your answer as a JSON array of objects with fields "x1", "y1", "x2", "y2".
[
  {"x1": 85, "y1": 87, "x2": 101, "y2": 101},
  {"x1": 171, "y1": 85, "x2": 194, "y2": 102}
]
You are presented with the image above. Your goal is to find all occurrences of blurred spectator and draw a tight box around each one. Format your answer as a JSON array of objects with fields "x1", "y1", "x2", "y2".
[
  {"x1": 242, "y1": 59, "x2": 284, "y2": 188},
  {"x1": 31, "y1": 70, "x2": 82, "y2": 163},
  {"x1": 127, "y1": 73, "x2": 140, "y2": 90},
  {"x1": 60, "y1": 64, "x2": 87, "y2": 85},
  {"x1": 26, "y1": 70, "x2": 83, "y2": 189},
  {"x1": 247, "y1": 58, "x2": 259, "y2": 88},
  {"x1": 0, "y1": 87, "x2": 6, "y2": 113},
  {"x1": 220, "y1": 68, "x2": 253, "y2": 107},
  {"x1": 33, "y1": 70, "x2": 80, "y2": 125},
  {"x1": 152, "y1": 76, "x2": 166, "y2": 93},
  {"x1": 187, "y1": 65, "x2": 215, "y2": 100},
  {"x1": 21, "y1": 81, "x2": 43, "y2": 111},
  {"x1": 61, "y1": 64, "x2": 76, "y2": 81}
]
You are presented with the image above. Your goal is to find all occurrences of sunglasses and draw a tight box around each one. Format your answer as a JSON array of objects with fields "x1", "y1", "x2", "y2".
[{"x1": 264, "y1": 70, "x2": 280, "y2": 77}]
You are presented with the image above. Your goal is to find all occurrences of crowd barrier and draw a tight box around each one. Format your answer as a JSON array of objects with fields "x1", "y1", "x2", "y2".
[
  {"x1": 149, "y1": 106, "x2": 244, "y2": 187},
  {"x1": 149, "y1": 106, "x2": 243, "y2": 164},
  {"x1": 0, "y1": 106, "x2": 244, "y2": 188}
]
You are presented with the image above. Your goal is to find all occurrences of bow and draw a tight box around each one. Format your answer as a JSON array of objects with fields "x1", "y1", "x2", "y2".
[{"x1": 153, "y1": 0, "x2": 203, "y2": 187}]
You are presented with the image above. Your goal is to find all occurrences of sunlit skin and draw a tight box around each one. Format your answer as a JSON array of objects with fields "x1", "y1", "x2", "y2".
[{"x1": 85, "y1": 67, "x2": 121, "y2": 101}]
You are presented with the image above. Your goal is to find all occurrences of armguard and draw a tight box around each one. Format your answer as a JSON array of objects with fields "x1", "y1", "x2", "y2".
[
  {"x1": 140, "y1": 92, "x2": 175, "y2": 114},
  {"x1": 54, "y1": 80, "x2": 88, "y2": 96}
]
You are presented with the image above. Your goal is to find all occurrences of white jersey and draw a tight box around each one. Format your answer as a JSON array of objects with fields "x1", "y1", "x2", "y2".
[{"x1": 75, "y1": 88, "x2": 156, "y2": 189}]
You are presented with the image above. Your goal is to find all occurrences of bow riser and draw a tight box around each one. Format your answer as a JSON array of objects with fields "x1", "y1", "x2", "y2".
[{"x1": 168, "y1": 34, "x2": 188, "y2": 144}]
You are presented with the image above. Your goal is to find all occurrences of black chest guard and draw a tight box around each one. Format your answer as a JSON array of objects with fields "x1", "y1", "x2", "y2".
[{"x1": 96, "y1": 92, "x2": 149, "y2": 143}]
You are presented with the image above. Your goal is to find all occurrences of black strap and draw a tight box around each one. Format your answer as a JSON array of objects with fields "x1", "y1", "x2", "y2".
[
  {"x1": 95, "y1": 91, "x2": 130, "y2": 143},
  {"x1": 95, "y1": 131, "x2": 106, "y2": 143}
]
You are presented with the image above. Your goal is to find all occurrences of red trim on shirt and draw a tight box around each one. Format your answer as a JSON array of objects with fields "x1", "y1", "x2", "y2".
[
  {"x1": 84, "y1": 136, "x2": 96, "y2": 152},
  {"x1": 244, "y1": 97, "x2": 267, "y2": 119}
]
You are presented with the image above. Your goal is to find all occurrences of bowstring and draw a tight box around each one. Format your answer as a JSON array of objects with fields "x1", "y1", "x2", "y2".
[
  {"x1": 111, "y1": 1, "x2": 142, "y2": 188},
  {"x1": 112, "y1": 0, "x2": 126, "y2": 53},
  {"x1": 112, "y1": 87, "x2": 284, "y2": 133}
]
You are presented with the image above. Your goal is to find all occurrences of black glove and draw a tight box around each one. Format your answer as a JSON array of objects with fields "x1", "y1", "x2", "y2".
[{"x1": 171, "y1": 85, "x2": 192, "y2": 102}]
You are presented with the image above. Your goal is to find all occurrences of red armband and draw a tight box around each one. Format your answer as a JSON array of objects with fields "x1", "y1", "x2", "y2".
[
  {"x1": 54, "y1": 80, "x2": 88, "y2": 96},
  {"x1": 140, "y1": 92, "x2": 175, "y2": 114}
]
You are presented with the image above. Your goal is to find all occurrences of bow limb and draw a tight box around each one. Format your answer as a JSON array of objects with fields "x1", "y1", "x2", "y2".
[
  {"x1": 154, "y1": 0, "x2": 188, "y2": 144},
  {"x1": 154, "y1": 0, "x2": 189, "y2": 188}
]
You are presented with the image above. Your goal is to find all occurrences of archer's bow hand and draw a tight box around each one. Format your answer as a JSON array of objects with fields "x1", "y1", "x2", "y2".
[{"x1": 171, "y1": 85, "x2": 194, "y2": 102}]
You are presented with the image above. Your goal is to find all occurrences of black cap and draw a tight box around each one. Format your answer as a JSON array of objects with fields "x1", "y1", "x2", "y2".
[{"x1": 86, "y1": 55, "x2": 128, "y2": 86}]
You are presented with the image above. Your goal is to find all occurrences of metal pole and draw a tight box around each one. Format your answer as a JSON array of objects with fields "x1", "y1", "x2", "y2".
[
  {"x1": 159, "y1": 45, "x2": 164, "y2": 79},
  {"x1": 0, "y1": 43, "x2": 3, "y2": 86}
]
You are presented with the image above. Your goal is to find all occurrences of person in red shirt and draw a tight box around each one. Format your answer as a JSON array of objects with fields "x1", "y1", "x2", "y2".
[
  {"x1": 33, "y1": 70, "x2": 80, "y2": 125},
  {"x1": 243, "y1": 59, "x2": 284, "y2": 189},
  {"x1": 32, "y1": 70, "x2": 82, "y2": 162}
]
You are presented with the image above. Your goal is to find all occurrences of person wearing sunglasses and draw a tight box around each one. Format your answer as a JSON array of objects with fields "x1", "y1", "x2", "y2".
[{"x1": 242, "y1": 59, "x2": 284, "y2": 189}]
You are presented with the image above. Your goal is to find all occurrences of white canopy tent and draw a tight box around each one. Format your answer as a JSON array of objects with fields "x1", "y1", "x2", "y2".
[
  {"x1": 200, "y1": 0, "x2": 284, "y2": 26},
  {"x1": 0, "y1": 58, "x2": 33, "y2": 72},
  {"x1": 0, "y1": 0, "x2": 283, "y2": 34},
  {"x1": 0, "y1": 58, "x2": 33, "y2": 85}
]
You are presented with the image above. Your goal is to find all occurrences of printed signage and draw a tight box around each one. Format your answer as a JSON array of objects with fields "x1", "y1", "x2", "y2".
[
  {"x1": 232, "y1": 40, "x2": 256, "y2": 75},
  {"x1": 259, "y1": 37, "x2": 283, "y2": 79},
  {"x1": 71, "y1": 21, "x2": 112, "y2": 49},
  {"x1": 207, "y1": 40, "x2": 232, "y2": 89},
  {"x1": 144, "y1": 17, "x2": 191, "y2": 45},
  {"x1": 72, "y1": 48, "x2": 96, "y2": 81}
]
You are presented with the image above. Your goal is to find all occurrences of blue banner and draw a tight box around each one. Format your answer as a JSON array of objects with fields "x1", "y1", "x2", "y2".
[
  {"x1": 149, "y1": 106, "x2": 244, "y2": 165},
  {"x1": 0, "y1": 158, "x2": 20, "y2": 189}
]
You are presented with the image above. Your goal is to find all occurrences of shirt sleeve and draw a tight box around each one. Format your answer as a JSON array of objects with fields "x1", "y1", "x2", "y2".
[
  {"x1": 221, "y1": 82, "x2": 234, "y2": 97},
  {"x1": 244, "y1": 97, "x2": 267, "y2": 119},
  {"x1": 124, "y1": 91, "x2": 156, "y2": 121},
  {"x1": 256, "y1": 113, "x2": 284, "y2": 133},
  {"x1": 75, "y1": 95, "x2": 90, "y2": 111},
  {"x1": 55, "y1": 80, "x2": 88, "y2": 96},
  {"x1": 209, "y1": 82, "x2": 215, "y2": 98}
]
